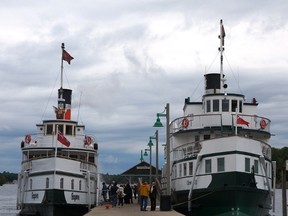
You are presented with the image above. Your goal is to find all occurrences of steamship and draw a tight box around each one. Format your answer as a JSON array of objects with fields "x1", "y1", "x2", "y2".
[
  {"x1": 17, "y1": 44, "x2": 99, "y2": 216},
  {"x1": 170, "y1": 20, "x2": 272, "y2": 215}
]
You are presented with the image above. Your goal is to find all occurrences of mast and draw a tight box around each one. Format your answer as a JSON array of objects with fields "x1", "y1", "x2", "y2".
[
  {"x1": 61, "y1": 43, "x2": 65, "y2": 89},
  {"x1": 219, "y1": 19, "x2": 226, "y2": 93}
]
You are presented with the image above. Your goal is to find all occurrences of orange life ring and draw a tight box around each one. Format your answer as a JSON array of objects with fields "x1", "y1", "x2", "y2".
[
  {"x1": 182, "y1": 117, "x2": 189, "y2": 128},
  {"x1": 25, "y1": 135, "x2": 31, "y2": 144},
  {"x1": 260, "y1": 119, "x2": 267, "y2": 129}
]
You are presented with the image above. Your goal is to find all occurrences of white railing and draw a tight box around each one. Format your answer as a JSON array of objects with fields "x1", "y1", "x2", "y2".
[{"x1": 170, "y1": 114, "x2": 271, "y2": 134}]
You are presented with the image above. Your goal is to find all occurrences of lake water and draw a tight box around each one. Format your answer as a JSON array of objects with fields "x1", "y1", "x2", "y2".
[{"x1": 0, "y1": 184, "x2": 286, "y2": 215}]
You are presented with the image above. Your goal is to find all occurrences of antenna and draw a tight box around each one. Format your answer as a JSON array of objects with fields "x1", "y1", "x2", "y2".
[
  {"x1": 219, "y1": 19, "x2": 225, "y2": 93},
  {"x1": 77, "y1": 91, "x2": 83, "y2": 123}
]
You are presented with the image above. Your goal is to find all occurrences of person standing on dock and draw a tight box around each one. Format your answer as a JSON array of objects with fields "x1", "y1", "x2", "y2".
[
  {"x1": 139, "y1": 181, "x2": 150, "y2": 211},
  {"x1": 101, "y1": 182, "x2": 108, "y2": 202},
  {"x1": 149, "y1": 181, "x2": 157, "y2": 211},
  {"x1": 110, "y1": 181, "x2": 118, "y2": 208}
]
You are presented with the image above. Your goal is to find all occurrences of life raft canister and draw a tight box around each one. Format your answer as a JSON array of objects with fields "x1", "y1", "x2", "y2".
[
  {"x1": 260, "y1": 118, "x2": 267, "y2": 129},
  {"x1": 182, "y1": 117, "x2": 189, "y2": 128},
  {"x1": 84, "y1": 135, "x2": 92, "y2": 145},
  {"x1": 24, "y1": 135, "x2": 31, "y2": 144}
]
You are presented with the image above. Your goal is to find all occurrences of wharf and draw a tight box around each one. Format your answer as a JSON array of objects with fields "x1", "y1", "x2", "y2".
[{"x1": 84, "y1": 203, "x2": 184, "y2": 216}]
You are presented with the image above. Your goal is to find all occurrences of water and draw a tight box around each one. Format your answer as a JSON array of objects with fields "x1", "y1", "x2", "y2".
[
  {"x1": 0, "y1": 184, "x2": 286, "y2": 216},
  {"x1": 0, "y1": 184, "x2": 20, "y2": 216}
]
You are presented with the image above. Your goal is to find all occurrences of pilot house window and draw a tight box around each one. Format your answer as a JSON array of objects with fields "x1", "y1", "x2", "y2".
[
  {"x1": 222, "y1": 99, "x2": 229, "y2": 112},
  {"x1": 46, "y1": 124, "x2": 53, "y2": 135},
  {"x1": 213, "y1": 99, "x2": 219, "y2": 112},
  {"x1": 206, "y1": 100, "x2": 211, "y2": 112}
]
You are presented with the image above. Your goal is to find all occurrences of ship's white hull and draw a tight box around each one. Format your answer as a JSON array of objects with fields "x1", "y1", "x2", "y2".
[{"x1": 18, "y1": 156, "x2": 98, "y2": 216}]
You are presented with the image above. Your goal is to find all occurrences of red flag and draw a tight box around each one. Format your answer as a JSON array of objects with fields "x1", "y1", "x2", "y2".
[
  {"x1": 57, "y1": 131, "x2": 71, "y2": 147},
  {"x1": 237, "y1": 116, "x2": 249, "y2": 127},
  {"x1": 62, "y1": 50, "x2": 74, "y2": 64}
]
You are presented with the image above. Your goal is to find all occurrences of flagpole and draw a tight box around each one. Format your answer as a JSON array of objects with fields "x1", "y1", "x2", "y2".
[{"x1": 61, "y1": 43, "x2": 65, "y2": 89}]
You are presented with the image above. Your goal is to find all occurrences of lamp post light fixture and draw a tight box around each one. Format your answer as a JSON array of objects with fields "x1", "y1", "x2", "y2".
[
  {"x1": 153, "y1": 103, "x2": 171, "y2": 199},
  {"x1": 149, "y1": 130, "x2": 159, "y2": 178},
  {"x1": 140, "y1": 149, "x2": 144, "y2": 162}
]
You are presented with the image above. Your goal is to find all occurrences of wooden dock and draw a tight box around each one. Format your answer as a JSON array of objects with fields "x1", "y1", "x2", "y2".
[{"x1": 84, "y1": 202, "x2": 184, "y2": 216}]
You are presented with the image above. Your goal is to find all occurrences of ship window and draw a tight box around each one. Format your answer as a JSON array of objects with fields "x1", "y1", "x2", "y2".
[
  {"x1": 239, "y1": 101, "x2": 242, "y2": 113},
  {"x1": 205, "y1": 159, "x2": 212, "y2": 173},
  {"x1": 179, "y1": 164, "x2": 182, "y2": 177},
  {"x1": 71, "y1": 179, "x2": 74, "y2": 190},
  {"x1": 189, "y1": 162, "x2": 193, "y2": 176},
  {"x1": 183, "y1": 163, "x2": 187, "y2": 176},
  {"x1": 222, "y1": 99, "x2": 229, "y2": 112},
  {"x1": 204, "y1": 135, "x2": 210, "y2": 140},
  {"x1": 60, "y1": 178, "x2": 64, "y2": 189},
  {"x1": 232, "y1": 100, "x2": 237, "y2": 112},
  {"x1": 46, "y1": 178, "x2": 49, "y2": 188},
  {"x1": 66, "y1": 125, "x2": 73, "y2": 135},
  {"x1": 57, "y1": 125, "x2": 64, "y2": 133},
  {"x1": 217, "y1": 158, "x2": 225, "y2": 172},
  {"x1": 206, "y1": 100, "x2": 211, "y2": 112},
  {"x1": 175, "y1": 165, "x2": 177, "y2": 178},
  {"x1": 213, "y1": 99, "x2": 219, "y2": 112},
  {"x1": 254, "y1": 160, "x2": 259, "y2": 174},
  {"x1": 46, "y1": 124, "x2": 53, "y2": 135},
  {"x1": 30, "y1": 179, "x2": 33, "y2": 189},
  {"x1": 79, "y1": 180, "x2": 82, "y2": 190},
  {"x1": 245, "y1": 158, "x2": 250, "y2": 172}
]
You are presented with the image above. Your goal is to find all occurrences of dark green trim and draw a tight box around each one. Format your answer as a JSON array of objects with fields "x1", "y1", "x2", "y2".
[{"x1": 174, "y1": 150, "x2": 271, "y2": 164}]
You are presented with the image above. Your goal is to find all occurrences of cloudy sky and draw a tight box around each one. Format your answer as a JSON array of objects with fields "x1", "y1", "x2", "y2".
[{"x1": 0, "y1": 0, "x2": 287, "y2": 174}]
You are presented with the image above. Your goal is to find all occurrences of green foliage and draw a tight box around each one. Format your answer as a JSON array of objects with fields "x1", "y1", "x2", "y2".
[
  {"x1": 0, "y1": 171, "x2": 18, "y2": 184},
  {"x1": 272, "y1": 147, "x2": 288, "y2": 184}
]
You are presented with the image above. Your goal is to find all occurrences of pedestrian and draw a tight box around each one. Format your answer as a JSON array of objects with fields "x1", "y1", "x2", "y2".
[
  {"x1": 124, "y1": 181, "x2": 133, "y2": 204},
  {"x1": 117, "y1": 185, "x2": 125, "y2": 207},
  {"x1": 101, "y1": 182, "x2": 107, "y2": 202},
  {"x1": 110, "y1": 181, "x2": 118, "y2": 208},
  {"x1": 139, "y1": 181, "x2": 150, "y2": 211},
  {"x1": 133, "y1": 184, "x2": 138, "y2": 200},
  {"x1": 149, "y1": 181, "x2": 157, "y2": 211}
]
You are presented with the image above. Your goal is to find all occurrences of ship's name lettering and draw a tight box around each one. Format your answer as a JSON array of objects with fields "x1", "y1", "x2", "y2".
[
  {"x1": 187, "y1": 180, "x2": 192, "y2": 185},
  {"x1": 32, "y1": 192, "x2": 39, "y2": 200},
  {"x1": 71, "y1": 193, "x2": 80, "y2": 201}
]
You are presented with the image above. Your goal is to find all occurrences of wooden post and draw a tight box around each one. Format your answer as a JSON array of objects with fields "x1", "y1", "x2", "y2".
[{"x1": 282, "y1": 166, "x2": 287, "y2": 216}]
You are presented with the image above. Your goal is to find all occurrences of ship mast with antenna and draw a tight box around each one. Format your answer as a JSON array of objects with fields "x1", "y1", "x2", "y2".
[
  {"x1": 219, "y1": 19, "x2": 226, "y2": 93},
  {"x1": 55, "y1": 43, "x2": 74, "y2": 120}
]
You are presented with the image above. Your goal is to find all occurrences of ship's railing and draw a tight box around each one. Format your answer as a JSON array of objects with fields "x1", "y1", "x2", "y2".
[
  {"x1": 80, "y1": 162, "x2": 97, "y2": 173},
  {"x1": 172, "y1": 140, "x2": 202, "y2": 161},
  {"x1": 21, "y1": 134, "x2": 97, "y2": 149},
  {"x1": 21, "y1": 160, "x2": 32, "y2": 171},
  {"x1": 170, "y1": 113, "x2": 271, "y2": 134}
]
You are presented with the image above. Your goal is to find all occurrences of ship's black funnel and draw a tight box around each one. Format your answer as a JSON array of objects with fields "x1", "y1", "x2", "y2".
[{"x1": 205, "y1": 73, "x2": 221, "y2": 94}]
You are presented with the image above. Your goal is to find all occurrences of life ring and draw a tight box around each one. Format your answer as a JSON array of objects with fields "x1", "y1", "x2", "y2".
[
  {"x1": 260, "y1": 119, "x2": 267, "y2": 129},
  {"x1": 182, "y1": 117, "x2": 189, "y2": 128},
  {"x1": 24, "y1": 135, "x2": 31, "y2": 144}
]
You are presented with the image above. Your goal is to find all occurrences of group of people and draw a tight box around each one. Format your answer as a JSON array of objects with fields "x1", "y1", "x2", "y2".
[
  {"x1": 101, "y1": 180, "x2": 158, "y2": 211},
  {"x1": 101, "y1": 181, "x2": 136, "y2": 208},
  {"x1": 139, "y1": 181, "x2": 157, "y2": 211}
]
